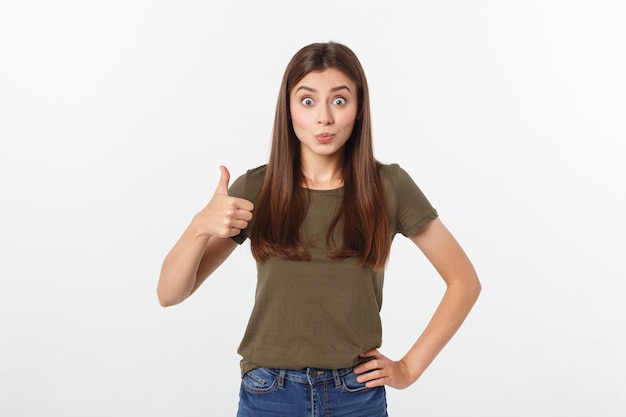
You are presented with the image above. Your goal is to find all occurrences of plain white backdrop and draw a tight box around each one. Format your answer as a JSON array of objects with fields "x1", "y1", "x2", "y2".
[{"x1": 1, "y1": 1, "x2": 624, "y2": 416}]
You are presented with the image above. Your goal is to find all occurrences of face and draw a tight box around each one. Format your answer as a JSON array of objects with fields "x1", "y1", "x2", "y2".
[{"x1": 289, "y1": 68, "x2": 358, "y2": 162}]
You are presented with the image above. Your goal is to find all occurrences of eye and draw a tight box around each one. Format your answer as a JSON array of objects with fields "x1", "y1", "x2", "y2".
[
  {"x1": 332, "y1": 97, "x2": 347, "y2": 106},
  {"x1": 301, "y1": 97, "x2": 315, "y2": 106}
]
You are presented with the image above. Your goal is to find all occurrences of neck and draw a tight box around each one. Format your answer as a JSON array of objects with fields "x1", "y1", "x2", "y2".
[{"x1": 300, "y1": 152, "x2": 345, "y2": 190}]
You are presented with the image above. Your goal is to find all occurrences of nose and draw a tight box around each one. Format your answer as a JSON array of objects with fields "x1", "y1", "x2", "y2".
[{"x1": 317, "y1": 104, "x2": 334, "y2": 125}]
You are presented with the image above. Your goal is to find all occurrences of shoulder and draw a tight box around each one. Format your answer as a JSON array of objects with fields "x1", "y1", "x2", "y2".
[
  {"x1": 245, "y1": 164, "x2": 268, "y2": 183},
  {"x1": 378, "y1": 163, "x2": 401, "y2": 177},
  {"x1": 378, "y1": 162, "x2": 413, "y2": 188},
  {"x1": 229, "y1": 164, "x2": 267, "y2": 201},
  {"x1": 378, "y1": 162, "x2": 438, "y2": 235},
  {"x1": 377, "y1": 162, "x2": 431, "y2": 199}
]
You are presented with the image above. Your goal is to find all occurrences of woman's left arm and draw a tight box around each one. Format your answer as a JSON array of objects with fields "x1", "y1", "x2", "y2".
[{"x1": 354, "y1": 217, "x2": 481, "y2": 389}]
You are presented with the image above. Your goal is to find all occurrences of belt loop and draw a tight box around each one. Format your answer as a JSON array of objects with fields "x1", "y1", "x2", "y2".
[
  {"x1": 332, "y1": 369, "x2": 341, "y2": 388},
  {"x1": 277, "y1": 369, "x2": 286, "y2": 389}
]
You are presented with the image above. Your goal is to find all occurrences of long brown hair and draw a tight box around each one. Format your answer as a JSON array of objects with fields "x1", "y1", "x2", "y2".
[{"x1": 250, "y1": 42, "x2": 391, "y2": 270}]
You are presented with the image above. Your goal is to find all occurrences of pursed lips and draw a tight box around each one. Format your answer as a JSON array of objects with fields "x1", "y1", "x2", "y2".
[{"x1": 315, "y1": 133, "x2": 334, "y2": 142}]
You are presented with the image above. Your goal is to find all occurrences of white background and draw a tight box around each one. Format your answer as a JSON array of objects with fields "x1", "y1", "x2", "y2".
[{"x1": 1, "y1": 1, "x2": 625, "y2": 416}]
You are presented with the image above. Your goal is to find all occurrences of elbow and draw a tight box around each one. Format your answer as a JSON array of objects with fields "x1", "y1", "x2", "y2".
[
  {"x1": 156, "y1": 287, "x2": 184, "y2": 308},
  {"x1": 158, "y1": 296, "x2": 176, "y2": 308},
  {"x1": 470, "y1": 276, "x2": 482, "y2": 301},
  {"x1": 157, "y1": 272, "x2": 192, "y2": 307},
  {"x1": 454, "y1": 273, "x2": 481, "y2": 303},
  {"x1": 447, "y1": 275, "x2": 481, "y2": 305}
]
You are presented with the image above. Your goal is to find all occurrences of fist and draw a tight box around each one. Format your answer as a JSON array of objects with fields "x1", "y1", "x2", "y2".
[{"x1": 194, "y1": 166, "x2": 254, "y2": 238}]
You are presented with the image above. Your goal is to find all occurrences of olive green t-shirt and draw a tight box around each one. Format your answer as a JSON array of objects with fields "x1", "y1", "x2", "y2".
[{"x1": 228, "y1": 163, "x2": 438, "y2": 377}]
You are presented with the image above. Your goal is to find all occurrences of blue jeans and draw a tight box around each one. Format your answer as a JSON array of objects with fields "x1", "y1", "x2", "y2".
[{"x1": 237, "y1": 367, "x2": 388, "y2": 417}]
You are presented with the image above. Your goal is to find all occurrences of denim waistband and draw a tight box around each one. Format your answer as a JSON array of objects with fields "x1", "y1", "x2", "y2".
[{"x1": 261, "y1": 367, "x2": 354, "y2": 388}]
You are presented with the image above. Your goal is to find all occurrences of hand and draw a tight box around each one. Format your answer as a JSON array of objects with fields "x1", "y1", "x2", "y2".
[
  {"x1": 353, "y1": 349, "x2": 415, "y2": 390},
  {"x1": 192, "y1": 166, "x2": 254, "y2": 238}
]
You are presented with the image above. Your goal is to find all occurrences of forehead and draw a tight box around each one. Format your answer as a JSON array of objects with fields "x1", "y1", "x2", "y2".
[{"x1": 292, "y1": 68, "x2": 356, "y2": 92}]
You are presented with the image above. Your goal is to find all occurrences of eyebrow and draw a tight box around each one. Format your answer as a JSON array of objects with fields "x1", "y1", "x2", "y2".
[{"x1": 295, "y1": 85, "x2": 353, "y2": 94}]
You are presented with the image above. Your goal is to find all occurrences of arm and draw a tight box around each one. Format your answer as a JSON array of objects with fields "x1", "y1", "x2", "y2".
[
  {"x1": 157, "y1": 166, "x2": 254, "y2": 307},
  {"x1": 354, "y1": 217, "x2": 481, "y2": 389}
]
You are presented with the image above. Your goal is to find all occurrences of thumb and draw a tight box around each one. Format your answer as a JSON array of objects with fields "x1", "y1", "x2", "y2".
[{"x1": 214, "y1": 165, "x2": 230, "y2": 195}]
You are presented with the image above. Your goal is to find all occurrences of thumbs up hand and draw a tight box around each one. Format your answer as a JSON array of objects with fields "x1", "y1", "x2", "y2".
[{"x1": 192, "y1": 166, "x2": 254, "y2": 238}]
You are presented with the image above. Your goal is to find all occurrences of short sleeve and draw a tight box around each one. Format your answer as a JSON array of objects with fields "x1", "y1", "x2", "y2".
[
  {"x1": 228, "y1": 173, "x2": 249, "y2": 244},
  {"x1": 386, "y1": 164, "x2": 438, "y2": 237},
  {"x1": 227, "y1": 165, "x2": 267, "y2": 245}
]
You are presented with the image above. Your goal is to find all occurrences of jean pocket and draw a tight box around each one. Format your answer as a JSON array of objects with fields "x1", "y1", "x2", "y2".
[
  {"x1": 341, "y1": 370, "x2": 371, "y2": 394},
  {"x1": 241, "y1": 367, "x2": 278, "y2": 394}
]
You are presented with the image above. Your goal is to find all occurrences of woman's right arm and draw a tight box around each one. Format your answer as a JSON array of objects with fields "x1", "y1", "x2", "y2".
[{"x1": 157, "y1": 166, "x2": 254, "y2": 307}]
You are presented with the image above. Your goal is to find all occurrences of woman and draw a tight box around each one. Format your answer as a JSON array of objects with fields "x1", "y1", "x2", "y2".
[{"x1": 158, "y1": 41, "x2": 481, "y2": 416}]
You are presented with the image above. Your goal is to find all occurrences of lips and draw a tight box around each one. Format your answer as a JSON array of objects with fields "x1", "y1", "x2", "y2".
[{"x1": 315, "y1": 133, "x2": 334, "y2": 143}]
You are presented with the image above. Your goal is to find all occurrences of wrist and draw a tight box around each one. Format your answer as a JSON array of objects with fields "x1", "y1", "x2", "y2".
[
  {"x1": 398, "y1": 357, "x2": 423, "y2": 385},
  {"x1": 189, "y1": 216, "x2": 213, "y2": 240}
]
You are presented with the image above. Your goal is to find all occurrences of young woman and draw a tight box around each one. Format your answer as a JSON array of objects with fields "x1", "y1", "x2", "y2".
[{"x1": 158, "y1": 42, "x2": 481, "y2": 416}]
